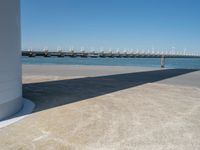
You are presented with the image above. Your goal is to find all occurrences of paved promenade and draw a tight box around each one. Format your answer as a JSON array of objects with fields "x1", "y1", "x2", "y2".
[{"x1": 0, "y1": 65, "x2": 200, "y2": 150}]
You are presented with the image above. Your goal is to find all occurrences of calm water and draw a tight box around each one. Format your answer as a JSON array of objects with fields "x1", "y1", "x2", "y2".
[{"x1": 22, "y1": 56, "x2": 200, "y2": 69}]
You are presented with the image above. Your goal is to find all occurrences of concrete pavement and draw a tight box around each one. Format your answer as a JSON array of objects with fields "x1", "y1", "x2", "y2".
[{"x1": 0, "y1": 65, "x2": 200, "y2": 150}]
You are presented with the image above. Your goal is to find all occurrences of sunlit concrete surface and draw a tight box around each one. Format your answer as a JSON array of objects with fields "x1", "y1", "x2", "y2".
[{"x1": 0, "y1": 65, "x2": 200, "y2": 150}]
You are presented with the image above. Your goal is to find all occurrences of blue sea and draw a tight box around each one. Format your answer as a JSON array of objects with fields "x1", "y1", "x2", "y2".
[{"x1": 22, "y1": 56, "x2": 200, "y2": 69}]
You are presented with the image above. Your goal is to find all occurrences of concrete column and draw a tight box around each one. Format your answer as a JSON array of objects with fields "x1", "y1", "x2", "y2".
[{"x1": 0, "y1": 0, "x2": 22, "y2": 120}]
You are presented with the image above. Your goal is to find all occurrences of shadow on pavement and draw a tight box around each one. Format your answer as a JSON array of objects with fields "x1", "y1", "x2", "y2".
[{"x1": 23, "y1": 69, "x2": 198, "y2": 112}]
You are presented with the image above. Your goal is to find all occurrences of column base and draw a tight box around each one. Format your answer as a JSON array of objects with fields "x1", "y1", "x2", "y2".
[
  {"x1": 0, "y1": 97, "x2": 22, "y2": 121},
  {"x1": 0, "y1": 98, "x2": 35, "y2": 128}
]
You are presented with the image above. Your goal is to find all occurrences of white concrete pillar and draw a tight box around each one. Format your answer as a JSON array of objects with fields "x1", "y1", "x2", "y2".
[{"x1": 0, "y1": 0, "x2": 22, "y2": 120}]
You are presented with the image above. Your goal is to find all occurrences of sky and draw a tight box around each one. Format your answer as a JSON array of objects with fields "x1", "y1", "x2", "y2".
[{"x1": 21, "y1": 0, "x2": 200, "y2": 52}]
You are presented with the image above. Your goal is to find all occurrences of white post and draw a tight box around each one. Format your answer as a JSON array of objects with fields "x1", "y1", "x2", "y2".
[
  {"x1": 160, "y1": 56, "x2": 165, "y2": 68},
  {"x1": 0, "y1": 0, "x2": 22, "y2": 120}
]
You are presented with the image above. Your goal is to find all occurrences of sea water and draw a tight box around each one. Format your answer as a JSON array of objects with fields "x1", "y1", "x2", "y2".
[{"x1": 22, "y1": 56, "x2": 200, "y2": 69}]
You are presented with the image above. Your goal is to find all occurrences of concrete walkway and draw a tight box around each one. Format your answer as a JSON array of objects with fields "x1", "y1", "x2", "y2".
[{"x1": 0, "y1": 65, "x2": 200, "y2": 150}]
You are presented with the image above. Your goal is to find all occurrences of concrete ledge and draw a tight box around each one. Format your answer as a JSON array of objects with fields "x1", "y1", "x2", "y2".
[{"x1": 0, "y1": 98, "x2": 35, "y2": 129}]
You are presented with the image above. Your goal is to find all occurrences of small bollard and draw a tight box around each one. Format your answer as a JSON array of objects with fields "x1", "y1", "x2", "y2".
[{"x1": 160, "y1": 56, "x2": 165, "y2": 68}]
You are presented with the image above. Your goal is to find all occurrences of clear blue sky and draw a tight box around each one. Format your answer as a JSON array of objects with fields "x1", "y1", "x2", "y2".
[{"x1": 21, "y1": 0, "x2": 200, "y2": 52}]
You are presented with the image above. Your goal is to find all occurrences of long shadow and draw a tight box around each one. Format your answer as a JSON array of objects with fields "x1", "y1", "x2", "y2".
[{"x1": 23, "y1": 69, "x2": 198, "y2": 113}]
